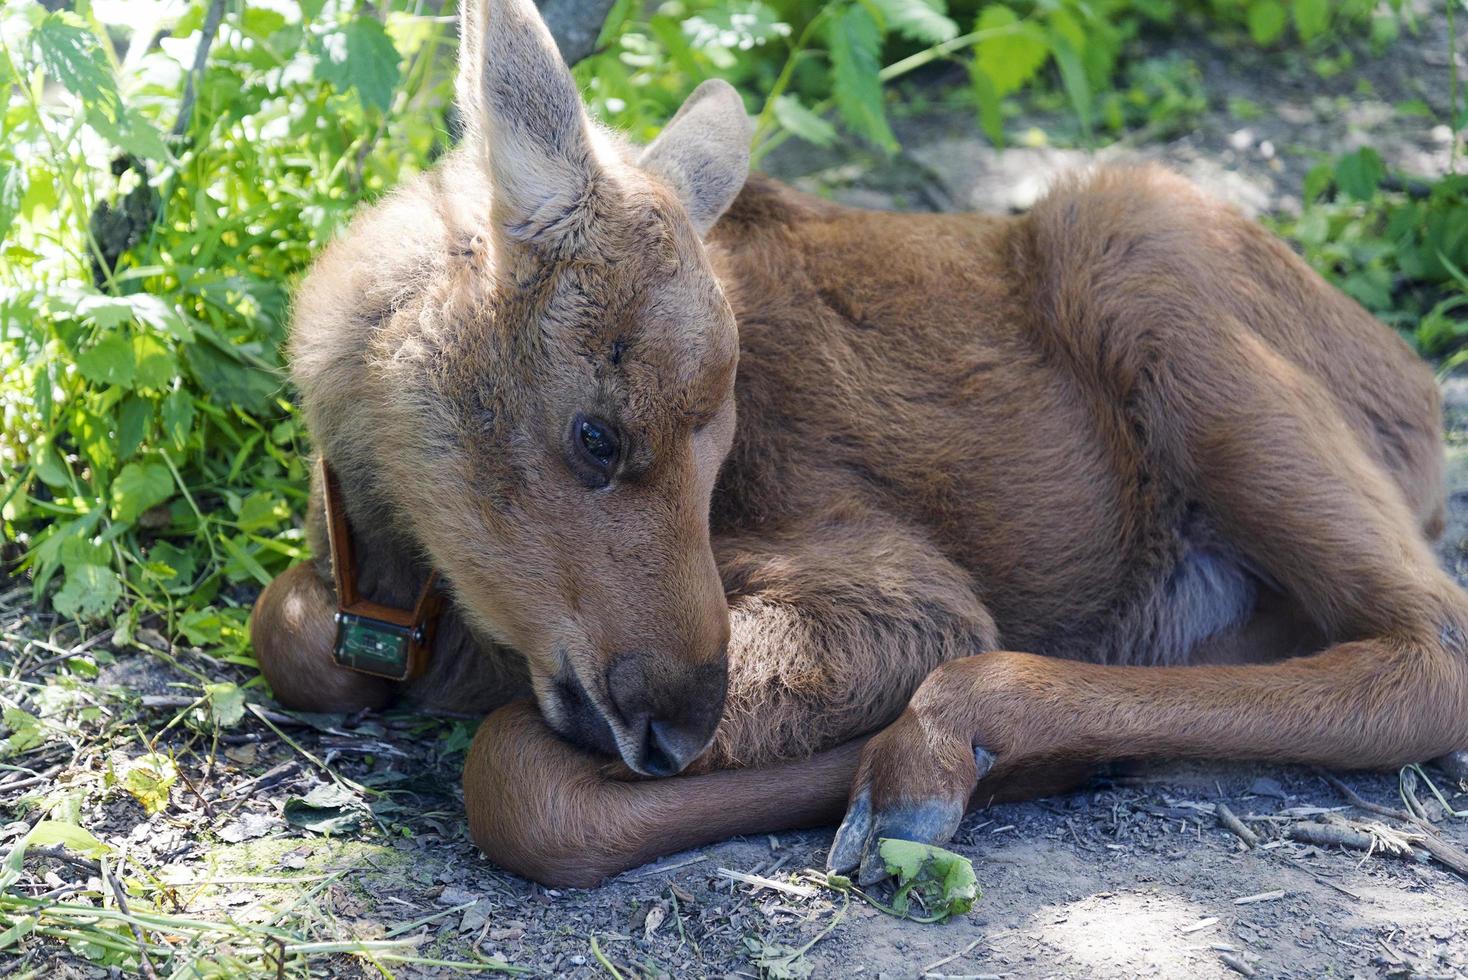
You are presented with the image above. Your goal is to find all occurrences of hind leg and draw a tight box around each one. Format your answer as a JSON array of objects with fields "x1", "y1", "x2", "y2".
[
  {"x1": 831, "y1": 274, "x2": 1468, "y2": 878},
  {"x1": 249, "y1": 563, "x2": 395, "y2": 712}
]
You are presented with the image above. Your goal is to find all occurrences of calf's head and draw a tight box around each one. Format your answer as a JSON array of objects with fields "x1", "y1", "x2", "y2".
[{"x1": 383, "y1": 0, "x2": 751, "y2": 775}]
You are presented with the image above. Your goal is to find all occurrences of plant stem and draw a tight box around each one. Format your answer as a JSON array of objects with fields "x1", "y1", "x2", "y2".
[{"x1": 751, "y1": 6, "x2": 838, "y2": 148}]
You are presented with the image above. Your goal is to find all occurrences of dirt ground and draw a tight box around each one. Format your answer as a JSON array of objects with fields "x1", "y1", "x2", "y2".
[{"x1": 4, "y1": 8, "x2": 1468, "y2": 980}]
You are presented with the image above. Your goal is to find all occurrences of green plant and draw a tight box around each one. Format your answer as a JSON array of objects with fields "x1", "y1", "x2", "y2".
[
  {"x1": 1283, "y1": 163, "x2": 1468, "y2": 367},
  {"x1": 1, "y1": 0, "x2": 456, "y2": 653}
]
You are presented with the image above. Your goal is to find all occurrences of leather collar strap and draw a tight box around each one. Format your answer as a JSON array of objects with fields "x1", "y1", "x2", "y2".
[{"x1": 320, "y1": 458, "x2": 441, "y2": 681}]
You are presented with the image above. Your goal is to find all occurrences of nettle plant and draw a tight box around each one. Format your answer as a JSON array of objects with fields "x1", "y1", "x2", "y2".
[
  {"x1": 580, "y1": 0, "x2": 1396, "y2": 157},
  {"x1": 0, "y1": 0, "x2": 454, "y2": 651}
]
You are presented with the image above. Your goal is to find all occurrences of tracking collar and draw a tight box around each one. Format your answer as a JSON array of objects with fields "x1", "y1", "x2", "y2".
[{"x1": 321, "y1": 458, "x2": 442, "y2": 682}]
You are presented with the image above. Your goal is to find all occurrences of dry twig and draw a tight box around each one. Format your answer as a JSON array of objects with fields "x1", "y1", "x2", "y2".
[
  {"x1": 1317, "y1": 771, "x2": 1468, "y2": 878},
  {"x1": 1215, "y1": 802, "x2": 1260, "y2": 848}
]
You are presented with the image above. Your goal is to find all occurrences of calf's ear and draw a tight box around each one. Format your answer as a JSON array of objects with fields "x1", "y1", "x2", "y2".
[
  {"x1": 638, "y1": 80, "x2": 753, "y2": 236},
  {"x1": 457, "y1": 0, "x2": 603, "y2": 244}
]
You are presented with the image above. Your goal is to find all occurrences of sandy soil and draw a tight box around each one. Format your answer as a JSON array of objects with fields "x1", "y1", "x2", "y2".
[{"x1": 3, "y1": 6, "x2": 1467, "y2": 979}]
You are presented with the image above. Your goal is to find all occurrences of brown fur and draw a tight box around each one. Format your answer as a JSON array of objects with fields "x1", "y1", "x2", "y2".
[{"x1": 251, "y1": 0, "x2": 1466, "y2": 887}]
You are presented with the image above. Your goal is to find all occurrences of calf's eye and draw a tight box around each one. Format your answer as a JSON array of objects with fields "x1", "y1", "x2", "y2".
[{"x1": 577, "y1": 417, "x2": 619, "y2": 470}]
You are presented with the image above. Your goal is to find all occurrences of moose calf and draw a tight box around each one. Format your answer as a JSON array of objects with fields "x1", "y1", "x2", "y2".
[{"x1": 252, "y1": 0, "x2": 1468, "y2": 886}]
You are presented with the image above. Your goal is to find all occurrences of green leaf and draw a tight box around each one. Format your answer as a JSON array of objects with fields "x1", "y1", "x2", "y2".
[
  {"x1": 237, "y1": 490, "x2": 287, "y2": 532},
  {"x1": 132, "y1": 334, "x2": 177, "y2": 390},
  {"x1": 284, "y1": 782, "x2": 370, "y2": 834},
  {"x1": 161, "y1": 389, "x2": 195, "y2": 448},
  {"x1": 1292, "y1": 0, "x2": 1328, "y2": 41},
  {"x1": 179, "y1": 606, "x2": 225, "y2": 646},
  {"x1": 826, "y1": 4, "x2": 897, "y2": 152},
  {"x1": 975, "y1": 6, "x2": 1049, "y2": 97},
  {"x1": 72, "y1": 408, "x2": 115, "y2": 479},
  {"x1": 1048, "y1": 28, "x2": 1093, "y2": 140},
  {"x1": 0, "y1": 914, "x2": 37, "y2": 948},
  {"x1": 240, "y1": 7, "x2": 288, "y2": 40},
  {"x1": 869, "y1": 0, "x2": 958, "y2": 44},
  {"x1": 877, "y1": 838, "x2": 980, "y2": 921},
  {"x1": 683, "y1": 3, "x2": 792, "y2": 59},
  {"x1": 969, "y1": 62, "x2": 1005, "y2": 146},
  {"x1": 75, "y1": 294, "x2": 138, "y2": 330},
  {"x1": 315, "y1": 16, "x2": 402, "y2": 113},
  {"x1": 183, "y1": 343, "x2": 280, "y2": 412},
  {"x1": 771, "y1": 95, "x2": 837, "y2": 148},
  {"x1": 117, "y1": 394, "x2": 152, "y2": 461},
  {"x1": 124, "y1": 753, "x2": 177, "y2": 815},
  {"x1": 1, "y1": 707, "x2": 45, "y2": 757},
  {"x1": 31, "y1": 437, "x2": 71, "y2": 489},
  {"x1": 60, "y1": 535, "x2": 110, "y2": 575},
  {"x1": 34, "y1": 12, "x2": 117, "y2": 106},
  {"x1": 110, "y1": 461, "x2": 173, "y2": 523},
  {"x1": 0, "y1": 163, "x2": 25, "y2": 244},
  {"x1": 27, "y1": 821, "x2": 109, "y2": 856},
  {"x1": 203, "y1": 682, "x2": 246, "y2": 727},
  {"x1": 92, "y1": 105, "x2": 172, "y2": 163},
  {"x1": 744, "y1": 934, "x2": 816, "y2": 979},
  {"x1": 1246, "y1": 0, "x2": 1287, "y2": 44},
  {"x1": 53, "y1": 563, "x2": 123, "y2": 621},
  {"x1": 75, "y1": 334, "x2": 136, "y2": 388},
  {"x1": 145, "y1": 541, "x2": 197, "y2": 592},
  {"x1": 1334, "y1": 147, "x2": 1385, "y2": 201},
  {"x1": 1302, "y1": 161, "x2": 1334, "y2": 202}
]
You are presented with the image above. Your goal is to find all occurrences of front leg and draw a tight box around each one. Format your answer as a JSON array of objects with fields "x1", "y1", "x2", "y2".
[
  {"x1": 702, "y1": 512, "x2": 1001, "y2": 768},
  {"x1": 465, "y1": 510, "x2": 1003, "y2": 884}
]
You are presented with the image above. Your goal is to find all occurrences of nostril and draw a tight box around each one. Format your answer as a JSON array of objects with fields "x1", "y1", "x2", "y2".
[{"x1": 640, "y1": 718, "x2": 682, "y2": 778}]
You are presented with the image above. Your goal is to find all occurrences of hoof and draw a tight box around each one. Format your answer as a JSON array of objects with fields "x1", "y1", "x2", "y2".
[{"x1": 827, "y1": 746, "x2": 995, "y2": 885}]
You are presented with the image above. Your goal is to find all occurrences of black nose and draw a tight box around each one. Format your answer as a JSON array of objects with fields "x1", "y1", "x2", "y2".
[
  {"x1": 628, "y1": 717, "x2": 706, "y2": 777},
  {"x1": 606, "y1": 651, "x2": 727, "y2": 776}
]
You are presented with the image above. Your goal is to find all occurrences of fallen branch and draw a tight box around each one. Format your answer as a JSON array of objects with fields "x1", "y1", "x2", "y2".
[
  {"x1": 1286, "y1": 821, "x2": 1430, "y2": 864},
  {"x1": 1220, "y1": 952, "x2": 1256, "y2": 977},
  {"x1": 1215, "y1": 802, "x2": 1260, "y2": 848},
  {"x1": 1317, "y1": 771, "x2": 1468, "y2": 878},
  {"x1": 28, "y1": 844, "x2": 102, "y2": 876},
  {"x1": 1232, "y1": 889, "x2": 1286, "y2": 905}
]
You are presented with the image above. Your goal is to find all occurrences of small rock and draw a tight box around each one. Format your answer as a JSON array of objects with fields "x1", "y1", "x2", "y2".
[
  {"x1": 489, "y1": 920, "x2": 526, "y2": 942},
  {"x1": 280, "y1": 846, "x2": 311, "y2": 870},
  {"x1": 225, "y1": 743, "x2": 259, "y2": 765},
  {"x1": 460, "y1": 903, "x2": 490, "y2": 934},
  {"x1": 217, "y1": 812, "x2": 275, "y2": 843},
  {"x1": 436, "y1": 885, "x2": 479, "y2": 907},
  {"x1": 1247, "y1": 776, "x2": 1287, "y2": 799},
  {"x1": 643, "y1": 901, "x2": 667, "y2": 939}
]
